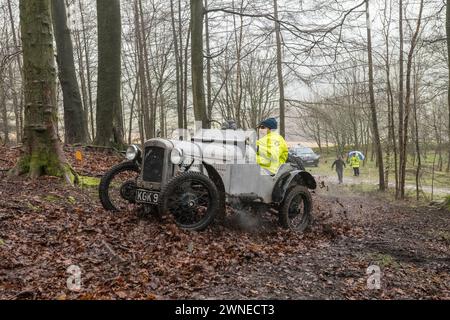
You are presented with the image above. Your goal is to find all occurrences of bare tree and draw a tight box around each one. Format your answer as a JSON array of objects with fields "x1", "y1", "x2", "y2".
[
  {"x1": 273, "y1": 0, "x2": 285, "y2": 137},
  {"x1": 447, "y1": 0, "x2": 450, "y2": 172},
  {"x1": 7, "y1": 0, "x2": 23, "y2": 142},
  {"x1": 170, "y1": 0, "x2": 184, "y2": 129},
  {"x1": 52, "y1": 0, "x2": 88, "y2": 144},
  {"x1": 365, "y1": 0, "x2": 385, "y2": 191},
  {"x1": 95, "y1": 0, "x2": 123, "y2": 147},
  {"x1": 399, "y1": 0, "x2": 424, "y2": 199},
  {"x1": 190, "y1": 0, "x2": 208, "y2": 128}
]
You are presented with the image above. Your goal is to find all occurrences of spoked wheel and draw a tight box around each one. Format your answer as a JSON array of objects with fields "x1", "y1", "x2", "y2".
[
  {"x1": 279, "y1": 186, "x2": 312, "y2": 233},
  {"x1": 99, "y1": 161, "x2": 140, "y2": 211},
  {"x1": 161, "y1": 172, "x2": 219, "y2": 231}
]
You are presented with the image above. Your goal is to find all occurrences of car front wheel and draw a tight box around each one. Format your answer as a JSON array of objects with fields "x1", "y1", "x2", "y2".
[
  {"x1": 99, "y1": 161, "x2": 140, "y2": 211},
  {"x1": 160, "y1": 172, "x2": 220, "y2": 231}
]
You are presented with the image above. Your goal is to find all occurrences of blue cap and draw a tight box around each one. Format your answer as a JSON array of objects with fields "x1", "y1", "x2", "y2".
[{"x1": 259, "y1": 118, "x2": 278, "y2": 130}]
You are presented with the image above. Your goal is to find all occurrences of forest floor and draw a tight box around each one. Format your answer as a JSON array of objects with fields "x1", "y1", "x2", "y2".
[{"x1": 0, "y1": 146, "x2": 449, "y2": 300}]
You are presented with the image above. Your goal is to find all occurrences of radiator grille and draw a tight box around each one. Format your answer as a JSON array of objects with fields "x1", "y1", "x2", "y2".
[{"x1": 143, "y1": 146, "x2": 165, "y2": 182}]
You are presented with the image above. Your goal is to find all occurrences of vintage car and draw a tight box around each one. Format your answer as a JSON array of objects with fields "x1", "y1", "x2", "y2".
[{"x1": 99, "y1": 128, "x2": 317, "y2": 232}]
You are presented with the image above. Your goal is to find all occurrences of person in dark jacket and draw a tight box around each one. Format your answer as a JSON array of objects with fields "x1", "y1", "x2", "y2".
[{"x1": 331, "y1": 155, "x2": 346, "y2": 184}]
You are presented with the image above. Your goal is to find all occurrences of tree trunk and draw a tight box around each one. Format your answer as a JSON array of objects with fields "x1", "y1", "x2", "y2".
[
  {"x1": 12, "y1": 0, "x2": 76, "y2": 183},
  {"x1": 205, "y1": 0, "x2": 213, "y2": 121},
  {"x1": 413, "y1": 64, "x2": 421, "y2": 200},
  {"x1": 180, "y1": 0, "x2": 187, "y2": 129},
  {"x1": 446, "y1": 0, "x2": 450, "y2": 172},
  {"x1": 160, "y1": 92, "x2": 165, "y2": 137},
  {"x1": 273, "y1": 0, "x2": 285, "y2": 138},
  {"x1": 398, "y1": 0, "x2": 404, "y2": 199},
  {"x1": 183, "y1": 22, "x2": 191, "y2": 128},
  {"x1": 136, "y1": 79, "x2": 145, "y2": 145},
  {"x1": 383, "y1": 0, "x2": 398, "y2": 192},
  {"x1": 232, "y1": 0, "x2": 244, "y2": 128},
  {"x1": 134, "y1": 0, "x2": 151, "y2": 139},
  {"x1": 8, "y1": 63, "x2": 20, "y2": 144},
  {"x1": 1, "y1": 81, "x2": 9, "y2": 145},
  {"x1": 73, "y1": 27, "x2": 90, "y2": 140},
  {"x1": 78, "y1": 0, "x2": 94, "y2": 140},
  {"x1": 400, "y1": 0, "x2": 423, "y2": 198},
  {"x1": 7, "y1": 0, "x2": 24, "y2": 142},
  {"x1": 366, "y1": 0, "x2": 385, "y2": 191},
  {"x1": 138, "y1": 0, "x2": 156, "y2": 138},
  {"x1": 170, "y1": 0, "x2": 184, "y2": 129},
  {"x1": 51, "y1": 0, "x2": 88, "y2": 144},
  {"x1": 128, "y1": 79, "x2": 138, "y2": 144},
  {"x1": 190, "y1": 0, "x2": 209, "y2": 128},
  {"x1": 95, "y1": 0, "x2": 123, "y2": 147}
]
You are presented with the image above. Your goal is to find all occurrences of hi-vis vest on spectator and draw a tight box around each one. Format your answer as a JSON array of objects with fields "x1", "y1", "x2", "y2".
[
  {"x1": 350, "y1": 156, "x2": 361, "y2": 168},
  {"x1": 256, "y1": 131, "x2": 289, "y2": 174}
]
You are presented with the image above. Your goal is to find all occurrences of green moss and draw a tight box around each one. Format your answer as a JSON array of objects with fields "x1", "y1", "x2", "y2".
[
  {"x1": 8, "y1": 156, "x2": 29, "y2": 176},
  {"x1": 439, "y1": 231, "x2": 450, "y2": 242},
  {"x1": 41, "y1": 154, "x2": 64, "y2": 177},
  {"x1": 371, "y1": 253, "x2": 398, "y2": 268},
  {"x1": 79, "y1": 176, "x2": 101, "y2": 188},
  {"x1": 27, "y1": 202, "x2": 42, "y2": 212},
  {"x1": 67, "y1": 196, "x2": 76, "y2": 205},
  {"x1": 428, "y1": 230, "x2": 450, "y2": 243},
  {"x1": 44, "y1": 195, "x2": 60, "y2": 202},
  {"x1": 15, "y1": 146, "x2": 79, "y2": 185},
  {"x1": 62, "y1": 164, "x2": 78, "y2": 185},
  {"x1": 21, "y1": 156, "x2": 31, "y2": 172},
  {"x1": 0, "y1": 239, "x2": 4, "y2": 246},
  {"x1": 17, "y1": 146, "x2": 64, "y2": 179}
]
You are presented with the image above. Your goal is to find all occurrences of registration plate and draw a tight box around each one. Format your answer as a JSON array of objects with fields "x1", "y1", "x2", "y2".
[{"x1": 136, "y1": 189, "x2": 160, "y2": 204}]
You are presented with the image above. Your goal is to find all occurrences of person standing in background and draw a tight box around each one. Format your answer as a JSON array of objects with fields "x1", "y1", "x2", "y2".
[
  {"x1": 332, "y1": 155, "x2": 346, "y2": 184},
  {"x1": 350, "y1": 154, "x2": 361, "y2": 176}
]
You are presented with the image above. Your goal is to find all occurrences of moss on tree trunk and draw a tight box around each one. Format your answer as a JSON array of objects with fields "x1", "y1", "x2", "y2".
[{"x1": 11, "y1": 0, "x2": 77, "y2": 184}]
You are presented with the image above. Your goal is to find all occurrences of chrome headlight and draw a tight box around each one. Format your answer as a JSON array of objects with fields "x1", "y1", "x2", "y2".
[
  {"x1": 126, "y1": 145, "x2": 140, "y2": 161},
  {"x1": 170, "y1": 148, "x2": 184, "y2": 165}
]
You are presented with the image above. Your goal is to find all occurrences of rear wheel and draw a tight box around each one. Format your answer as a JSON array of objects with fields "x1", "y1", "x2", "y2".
[
  {"x1": 160, "y1": 172, "x2": 220, "y2": 231},
  {"x1": 279, "y1": 186, "x2": 312, "y2": 233},
  {"x1": 99, "y1": 161, "x2": 140, "y2": 211}
]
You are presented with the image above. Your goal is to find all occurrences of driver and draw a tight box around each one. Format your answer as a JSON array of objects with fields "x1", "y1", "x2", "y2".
[{"x1": 256, "y1": 118, "x2": 288, "y2": 175}]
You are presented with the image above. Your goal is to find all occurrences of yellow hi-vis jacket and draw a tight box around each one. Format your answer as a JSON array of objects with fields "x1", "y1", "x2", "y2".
[
  {"x1": 256, "y1": 131, "x2": 289, "y2": 174},
  {"x1": 350, "y1": 156, "x2": 361, "y2": 168}
]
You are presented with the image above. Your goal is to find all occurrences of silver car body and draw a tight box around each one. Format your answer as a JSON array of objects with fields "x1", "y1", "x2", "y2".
[{"x1": 137, "y1": 129, "x2": 315, "y2": 204}]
